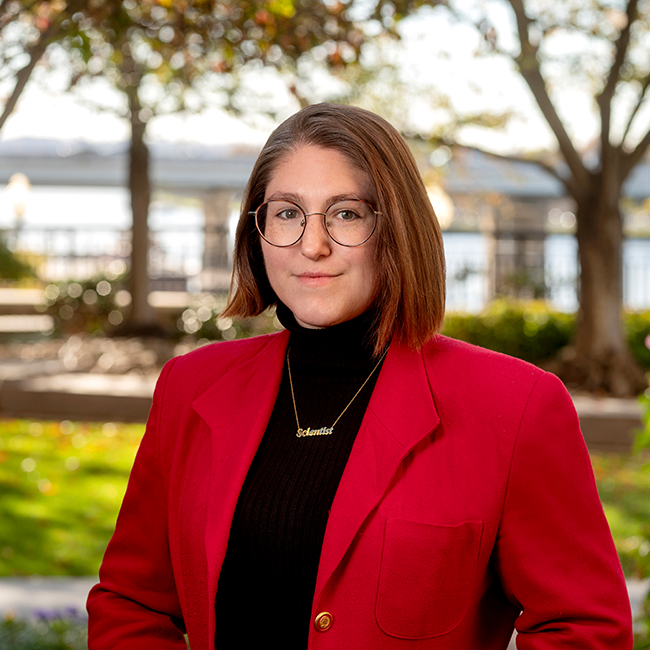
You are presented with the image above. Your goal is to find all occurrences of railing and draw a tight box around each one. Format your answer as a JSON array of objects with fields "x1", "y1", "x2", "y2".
[
  {"x1": 3, "y1": 227, "x2": 650, "y2": 312},
  {"x1": 4, "y1": 226, "x2": 205, "y2": 291},
  {"x1": 443, "y1": 233, "x2": 650, "y2": 313}
]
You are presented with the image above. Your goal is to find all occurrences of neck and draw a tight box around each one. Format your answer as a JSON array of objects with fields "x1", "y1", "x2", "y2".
[{"x1": 276, "y1": 302, "x2": 377, "y2": 373}]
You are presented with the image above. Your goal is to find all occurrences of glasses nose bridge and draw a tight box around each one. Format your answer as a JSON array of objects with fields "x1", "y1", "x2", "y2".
[
  {"x1": 300, "y1": 209, "x2": 330, "y2": 238},
  {"x1": 302, "y1": 209, "x2": 328, "y2": 221}
]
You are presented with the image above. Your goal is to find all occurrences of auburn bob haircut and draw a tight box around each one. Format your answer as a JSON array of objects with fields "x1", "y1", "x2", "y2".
[{"x1": 222, "y1": 103, "x2": 446, "y2": 355}]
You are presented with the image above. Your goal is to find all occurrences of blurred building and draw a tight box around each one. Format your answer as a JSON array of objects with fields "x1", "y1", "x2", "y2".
[{"x1": 1, "y1": 138, "x2": 649, "y2": 311}]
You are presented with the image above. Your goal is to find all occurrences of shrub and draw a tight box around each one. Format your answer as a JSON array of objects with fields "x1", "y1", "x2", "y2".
[
  {"x1": 627, "y1": 311, "x2": 650, "y2": 370},
  {"x1": 175, "y1": 295, "x2": 282, "y2": 343},
  {"x1": 0, "y1": 610, "x2": 87, "y2": 650},
  {"x1": 443, "y1": 300, "x2": 650, "y2": 368},
  {"x1": 632, "y1": 392, "x2": 650, "y2": 647},
  {"x1": 42, "y1": 264, "x2": 127, "y2": 337},
  {"x1": 442, "y1": 300, "x2": 575, "y2": 362},
  {"x1": 0, "y1": 238, "x2": 35, "y2": 282}
]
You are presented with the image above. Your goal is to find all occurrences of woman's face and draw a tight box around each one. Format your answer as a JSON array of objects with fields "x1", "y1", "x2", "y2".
[{"x1": 261, "y1": 144, "x2": 378, "y2": 329}]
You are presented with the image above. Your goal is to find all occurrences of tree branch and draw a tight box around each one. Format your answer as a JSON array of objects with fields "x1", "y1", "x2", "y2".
[
  {"x1": 443, "y1": 7, "x2": 513, "y2": 58},
  {"x1": 458, "y1": 144, "x2": 575, "y2": 197},
  {"x1": 0, "y1": 0, "x2": 41, "y2": 30},
  {"x1": 622, "y1": 127, "x2": 650, "y2": 179},
  {"x1": 598, "y1": 0, "x2": 638, "y2": 175},
  {"x1": 0, "y1": 0, "x2": 84, "y2": 132},
  {"x1": 621, "y1": 73, "x2": 650, "y2": 148},
  {"x1": 505, "y1": 0, "x2": 590, "y2": 194},
  {"x1": 0, "y1": 0, "x2": 12, "y2": 23},
  {"x1": 0, "y1": 44, "x2": 46, "y2": 131}
]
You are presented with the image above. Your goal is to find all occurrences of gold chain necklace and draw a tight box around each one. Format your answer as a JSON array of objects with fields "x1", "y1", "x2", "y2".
[{"x1": 286, "y1": 345, "x2": 388, "y2": 438}]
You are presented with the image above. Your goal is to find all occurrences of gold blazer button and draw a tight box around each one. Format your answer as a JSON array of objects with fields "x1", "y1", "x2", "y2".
[{"x1": 314, "y1": 611, "x2": 333, "y2": 631}]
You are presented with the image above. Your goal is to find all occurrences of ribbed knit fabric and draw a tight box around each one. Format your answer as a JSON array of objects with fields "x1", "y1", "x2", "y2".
[{"x1": 213, "y1": 304, "x2": 384, "y2": 649}]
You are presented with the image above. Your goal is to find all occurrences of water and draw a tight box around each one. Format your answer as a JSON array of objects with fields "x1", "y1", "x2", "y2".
[
  {"x1": 445, "y1": 232, "x2": 650, "y2": 312},
  {"x1": 2, "y1": 186, "x2": 649, "y2": 311}
]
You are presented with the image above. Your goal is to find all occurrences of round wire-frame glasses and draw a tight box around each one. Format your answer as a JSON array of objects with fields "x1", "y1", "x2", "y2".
[{"x1": 252, "y1": 198, "x2": 380, "y2": 248}]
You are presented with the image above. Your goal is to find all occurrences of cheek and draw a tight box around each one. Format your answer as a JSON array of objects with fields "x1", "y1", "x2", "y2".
[
  {"x1": 361, "y1": 244, "x2": 379, "y2": 296},
  {"x1": 261, "y1": 244, "x2": 280, "y2": 282}
]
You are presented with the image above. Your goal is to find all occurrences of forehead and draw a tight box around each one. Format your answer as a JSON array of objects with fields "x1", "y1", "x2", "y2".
[{"x1": 264, "y1": 145, "x2": 374, "y2": 202}]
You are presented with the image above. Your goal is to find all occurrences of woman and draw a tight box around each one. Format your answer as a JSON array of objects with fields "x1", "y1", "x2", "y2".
[{"x1": 87, "y1": 104, "x2": 632, "y2": 649}]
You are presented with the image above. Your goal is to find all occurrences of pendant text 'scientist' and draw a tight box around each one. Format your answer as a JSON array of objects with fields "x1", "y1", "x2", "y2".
[{"x1": 296, "y1": 427, "x2": 334, "y2": 438}]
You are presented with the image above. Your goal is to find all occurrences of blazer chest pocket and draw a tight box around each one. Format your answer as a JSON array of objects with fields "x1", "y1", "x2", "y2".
[{"x1": 376, "y1": 518, "x2": 483, "y2": 639}]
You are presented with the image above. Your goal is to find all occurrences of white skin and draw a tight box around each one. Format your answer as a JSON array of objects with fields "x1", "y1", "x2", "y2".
[{"x1": 261, "y1": 144, "x2": 378, "y2": 329}]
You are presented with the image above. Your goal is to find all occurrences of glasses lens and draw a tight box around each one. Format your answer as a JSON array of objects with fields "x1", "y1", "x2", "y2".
[
  {"x1": 257, "y1": 201, "x2": 305, "y2": 246},
  {"x1": 325, "y1": 200, "x2": 377, "y2": 246}
]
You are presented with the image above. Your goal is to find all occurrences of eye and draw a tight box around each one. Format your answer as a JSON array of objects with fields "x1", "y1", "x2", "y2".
[
  {"x1": 276, "y1": 208, "x2": 301, "y2": 220},
  {"x1": 331, "y1": 207, "x2": 362, "y2": 222},
  {"x1": 338, "y1": 209, "x2": 360, "y2": 221},
  {"x1": 328, "y1": 200, "x2": 374, "y2": 223}
]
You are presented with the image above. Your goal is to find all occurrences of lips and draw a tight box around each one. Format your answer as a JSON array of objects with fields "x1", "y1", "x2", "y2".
[{"x1": 295, "y1": 272, "x2": 340, "y2": 286}]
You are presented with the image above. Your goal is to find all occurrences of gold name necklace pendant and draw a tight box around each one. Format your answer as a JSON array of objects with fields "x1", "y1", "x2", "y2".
[{"x1": 286, "y1": 345, "x2": 388, "y2": 439}]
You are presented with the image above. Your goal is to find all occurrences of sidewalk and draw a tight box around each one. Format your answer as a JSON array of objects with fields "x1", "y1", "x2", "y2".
[
  {"x1": 0, "y1": 359, "x2": 643, "y2": 451},
  {"x1": 0, "y1": 577, "x2": 96, "y2": 619},
  {"x1": 0, "y1": 576, "x2": 648, "y2": 634},
  {"x1": 0, "y1": 287, "x2": 645, "y2": 449},
  {"x1": 0, "y1": 358, "x2": 156, "y2": 423}
]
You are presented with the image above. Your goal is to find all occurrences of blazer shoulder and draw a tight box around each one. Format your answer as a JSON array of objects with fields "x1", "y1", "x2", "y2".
[
  {"x1": 422, "y1": 334, "x2": 545, "y2": 393},
  {"x1": 162, "y1": 330, "x2": 287, "y2": 391}
]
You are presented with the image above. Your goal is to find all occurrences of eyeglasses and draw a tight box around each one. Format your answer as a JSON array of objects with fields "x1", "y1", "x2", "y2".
[{"x1": 252, "y1": 199, "x2": 380, "y2": 248}]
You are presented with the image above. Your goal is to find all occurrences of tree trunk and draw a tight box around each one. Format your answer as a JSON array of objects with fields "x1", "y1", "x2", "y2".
[
  {"x1": 117, "y1": 87, "x2": 163, "y2": 336},
  {"x1": 564, "y1": 189, "x2": 647, "y2": 396}
]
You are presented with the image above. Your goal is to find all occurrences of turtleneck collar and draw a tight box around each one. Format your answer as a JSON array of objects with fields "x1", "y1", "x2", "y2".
[{"x1": 275, "y1": 302, "x2": 378, "y2": 373}]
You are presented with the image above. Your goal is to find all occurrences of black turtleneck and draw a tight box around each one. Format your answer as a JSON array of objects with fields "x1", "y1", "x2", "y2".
[{"x1": 214, "y1": 305, "x2": 385, "y2": 649}]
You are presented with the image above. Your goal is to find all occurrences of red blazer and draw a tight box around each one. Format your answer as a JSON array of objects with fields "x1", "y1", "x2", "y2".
[{"x1": 87, "y1": 331, "x2": 632, "y2": 649}]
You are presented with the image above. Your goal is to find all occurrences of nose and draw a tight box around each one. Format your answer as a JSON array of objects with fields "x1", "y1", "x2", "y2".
[{"x1": 300, "y1": 213, "x2": 331, "y2": 259}]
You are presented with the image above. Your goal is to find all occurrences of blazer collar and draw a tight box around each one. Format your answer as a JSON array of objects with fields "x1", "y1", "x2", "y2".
[
  {"x1": 191, "y1": 330, "x2": 290, "y2": 594},
  {"x1": 314, "y1": 341, "x2": 440, "y2": 601},
  {"x1": 190, "y1": 332, "x2": 440, "y2": 603}
]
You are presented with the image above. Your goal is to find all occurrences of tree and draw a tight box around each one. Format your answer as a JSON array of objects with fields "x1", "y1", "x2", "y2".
[
  {"x1": 50, "y1": 0, "x2": 366, "y2": 335},
  {"x1": 384, "y1": 0, "x2": 650, "y2": 396},
  {"x1": 0, "y1": 0, "x2": 88, "y2": 131}
]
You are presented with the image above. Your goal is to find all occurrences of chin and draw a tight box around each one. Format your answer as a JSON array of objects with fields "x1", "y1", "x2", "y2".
[
  {"x1": 292, "y1": 306, "x2": 360, "y2": 330},
  {"x1": 293, "y1": 314, "x2": 336, "y2": 330}
]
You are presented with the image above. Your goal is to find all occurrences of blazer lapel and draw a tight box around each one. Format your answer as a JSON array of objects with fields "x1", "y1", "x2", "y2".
[
  {"x1": 191, "y1": 330, "x2": 290, "y2": 595},
  {"x1": 314, "y1": 341, "x2": 440, "y2": 601}
]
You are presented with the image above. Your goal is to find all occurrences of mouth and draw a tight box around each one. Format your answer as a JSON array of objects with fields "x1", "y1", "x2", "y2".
[{"x1": 295, "y1": 272, "x2": 340, "y2": 286}]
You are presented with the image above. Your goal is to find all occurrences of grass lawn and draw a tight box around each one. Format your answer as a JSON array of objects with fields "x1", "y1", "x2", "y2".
[
  {"x1": 1, "y1": 417, "x2": 650, "y2": 584},
  {"x1": 0, "y1": 419, "x2": 143, "y2": 576},
  {"x1": 1, "y1": 418, "x2": 650, "y2": 648},
  {"x1": 592, "y1": 450, "x2": 650, "y2": 578}
]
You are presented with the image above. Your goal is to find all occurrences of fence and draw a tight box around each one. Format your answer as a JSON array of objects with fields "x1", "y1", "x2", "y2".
[
  {"x1": 4, "y1": 227, "x2": 650, "y2": 312},
  {"x1": 5, "y1": 225, "x2": 204, "y2": 292}
]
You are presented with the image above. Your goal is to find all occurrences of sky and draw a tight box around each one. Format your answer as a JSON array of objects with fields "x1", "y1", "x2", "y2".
[{"x1": 2, "y1": 84, "x2": 269, "y2": 146}]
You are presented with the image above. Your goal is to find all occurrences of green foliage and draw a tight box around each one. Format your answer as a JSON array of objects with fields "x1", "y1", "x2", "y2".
[
  {"x1": 0, "y1": 614, "x2": 87, "y2": 650},
  {"x1": 592, "y1": 448, "x2": 650, "y2": 647},
  {"x1": 42, "y1": 268, "x2": 127, "y2": 337},
  {"x1": 0, "y1": 419, "x2": 143, "y2": 576},
  {"x1": 593, "y1": 452, "x2": 650, "y2": 578},
  {"x1": 627, "y1": 312, "x2": 650, "y2": 370},
  {"x1": 627, "y1": 391, "x2": 650, "y2": 647},
  {"x1": 0, "y1": 238, "x2": 34, "y2": 281},
  {"x1": 176, "y1": 296, "x2": 282, "y2": 342},
  {"x1": 442, "y1": 300, "x2": 575, "y2": 362},
  {"x1": 1, "y1": 414, "x2": 650, "y2": 645},
  {"x1": 635, "y1": 390, "x2": 650, "y2": 454},
  {"x1": 443, "y1": 300, "x2": 650, "y2": 368}
]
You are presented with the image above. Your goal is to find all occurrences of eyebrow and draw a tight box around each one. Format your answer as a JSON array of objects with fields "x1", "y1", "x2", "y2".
[{"x1": 265, "y1": 191, "x2": 373, "y2": 205}]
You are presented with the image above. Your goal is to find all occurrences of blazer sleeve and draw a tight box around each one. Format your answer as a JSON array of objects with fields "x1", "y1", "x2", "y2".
[
  {"x1": 87, "y1": 358, "x2": 187, "y2": 650},
  {"x1": 492, "y1": 371, "x2": 633, "y2": 649}
]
